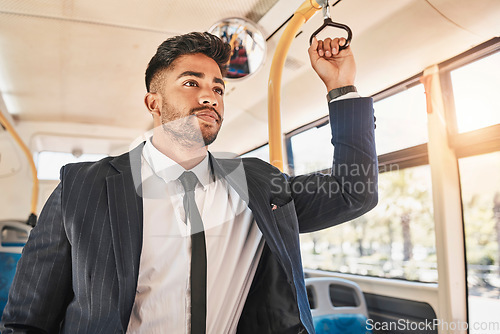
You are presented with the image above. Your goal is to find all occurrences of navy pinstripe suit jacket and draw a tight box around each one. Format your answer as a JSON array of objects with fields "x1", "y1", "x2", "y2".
[{"x1": 2, "y1": 97, "x2": 378, "y2": 334}]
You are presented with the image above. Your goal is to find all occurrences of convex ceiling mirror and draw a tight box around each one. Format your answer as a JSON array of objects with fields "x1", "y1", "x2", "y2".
[{"x1": 208, "y1": 17, "x2": 266, "y2": 80}]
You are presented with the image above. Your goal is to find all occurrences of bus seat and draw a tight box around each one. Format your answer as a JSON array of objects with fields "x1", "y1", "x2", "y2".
[
  {"x1": 305, "y1": 277, "x2": 372, "y2": 334},
  {"x1": 0, "y1": 221, "x2": 31, "y2": 317}
]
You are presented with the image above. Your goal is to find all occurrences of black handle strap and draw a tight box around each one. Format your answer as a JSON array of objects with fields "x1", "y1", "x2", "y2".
[{"x1": 309, "y1": 18, "x2": 353, "y2": 51}]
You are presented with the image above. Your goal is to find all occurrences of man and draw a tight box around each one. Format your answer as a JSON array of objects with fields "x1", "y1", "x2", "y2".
[{"x1": 2, "y1": 32, "x2": 377, "y2": 333}]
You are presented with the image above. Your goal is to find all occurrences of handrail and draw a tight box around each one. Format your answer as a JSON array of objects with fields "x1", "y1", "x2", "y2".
[
  {"x1": 267, "y1": 0, "x2": 324, "y2": 171},
  {"x1": 0, "y1": 109, "x2": 38, "y2": 226}
]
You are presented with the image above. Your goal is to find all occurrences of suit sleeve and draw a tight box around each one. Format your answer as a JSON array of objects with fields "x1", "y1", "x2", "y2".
[
  {"x1": 290, "y1": 97, "x2": 378, "y2": 233},
  {"x1": 1, "y1": 169, "x2": 73, "y2": 333}
]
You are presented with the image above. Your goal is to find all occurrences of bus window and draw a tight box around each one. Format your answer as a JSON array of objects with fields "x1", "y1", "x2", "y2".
[
  {"x1": 300, "y1": 164, "x2": 437, "y2": 282},
  {"x1": 373, "y1": 84, "x2": 427, "y2": 155},
  {"x1": 287, "y1": 83, "x2": 428, "y2": 176},
  {"x1": 240, "y1": 144, "x2": 269, "y2": 163},
  {"x1": 459, "y1": 152, "x2": 500, "y2": 333},
  {"x1": 35, "y1": 151, "x2": 107, "y2": 180},
  {"x1": 437, "y1": 46, "x2": 500, "y2": 332},
  {"x1": 292, "y1": 80, "x2": 435, "y2": 282},
  {"x1": 451, "y1": 52, "x2": 500, "y2": 133},
  {"x1": 289, "y1": 124, "x2": 332, "y2": 175}
]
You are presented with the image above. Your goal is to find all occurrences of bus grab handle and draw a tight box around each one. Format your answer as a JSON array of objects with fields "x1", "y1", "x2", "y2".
[
  {"x1": 309, "y1": 18, "x2": 352, "y2": 51},
  {"x1": 309, "y1": 0, "x2": 352, "y2": 51}
]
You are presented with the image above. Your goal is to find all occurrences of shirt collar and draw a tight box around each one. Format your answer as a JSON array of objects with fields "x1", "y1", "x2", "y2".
[{"x1": 142, "y1": 137, "x2": 211, "y2": 188}]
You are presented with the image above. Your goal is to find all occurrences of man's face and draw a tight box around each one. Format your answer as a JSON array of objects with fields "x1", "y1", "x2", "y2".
[{"x1": 155, "y1": 53, "x2": 225, "y2": 147}]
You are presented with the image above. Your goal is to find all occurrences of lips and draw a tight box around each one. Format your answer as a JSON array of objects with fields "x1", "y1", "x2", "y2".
[{"x1": 194, "y1": 109, "x2": 220, "y2": 124}]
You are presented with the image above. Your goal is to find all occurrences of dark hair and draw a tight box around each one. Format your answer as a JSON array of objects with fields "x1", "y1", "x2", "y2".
[{"x1": 145, "y1": 32, "x2": 231, "y2": 92}]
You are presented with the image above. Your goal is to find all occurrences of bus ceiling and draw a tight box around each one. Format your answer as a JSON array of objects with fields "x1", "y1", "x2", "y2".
[{"x1": 0, "y1": 0, "x2": 498, "y2": 156}]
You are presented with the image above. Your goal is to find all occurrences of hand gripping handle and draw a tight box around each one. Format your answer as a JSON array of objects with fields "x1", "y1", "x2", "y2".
[{"x1": 309, "y1": 18, "x2": 352, "y2": 51}]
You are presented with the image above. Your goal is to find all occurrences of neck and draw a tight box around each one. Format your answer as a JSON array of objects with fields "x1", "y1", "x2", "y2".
[{"x1": 151, "y1": 132, "x2": 208, "y2": 170}]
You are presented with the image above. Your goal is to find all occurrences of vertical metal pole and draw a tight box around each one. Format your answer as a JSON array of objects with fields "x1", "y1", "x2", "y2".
[{"x1": 267, "y1": 0, "x2": 323, "y2": 171}]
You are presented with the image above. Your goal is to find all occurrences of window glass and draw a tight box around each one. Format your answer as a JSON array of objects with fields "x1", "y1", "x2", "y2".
[
  {"x1": 459, "y1": 152, "x2": 500, "y2": 332},
  {"x1": 451, "y1": 52, "x2": 500, "y2": 133},
  {"x1": 240, "y1": 144, "x2": 269, "y2": 163},
  {"x1": 36, "y1": 151, "x2": 107, "y2": 180},
  {"x1": 300, "y1": 165, "x2": 437, "y2": 283},
  {"x1": 289, "y1": 124, "x2": 332, "y2": 175},
  {"x1": 374, "y1": 84, "x2": 428, "y2": 155},
  {"x1": 289, "y1": 84, "x2": 427, "y2": 175}
]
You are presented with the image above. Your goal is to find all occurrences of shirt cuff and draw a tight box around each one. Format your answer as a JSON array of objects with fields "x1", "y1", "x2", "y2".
[{"x1": 329, "y1": 91, "x2": 361, "y2": 103}]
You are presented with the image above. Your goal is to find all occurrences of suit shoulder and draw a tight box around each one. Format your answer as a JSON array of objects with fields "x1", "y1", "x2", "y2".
[
  {"x1": 62, "y1": 156, "x2": 111, "y2": 174},
  {"x1": 61, "y1": 151, "x2": 129, "y2": 180},
  {"x1": 241, "y1": 157, "x2": 279, "y2": 171},
  {"x1": 240, "y1": 157, "x2": 287, "y2": 181}
]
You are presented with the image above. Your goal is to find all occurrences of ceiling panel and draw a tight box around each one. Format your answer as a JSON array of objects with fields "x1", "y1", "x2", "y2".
[
  {"x1": 1, "y1": 0, "x2": 500, "y2": 156},
  {"x1": 0, "y1": 0, "x2": 281, "y2": 130},
  {"x1": 0, "y1": 0, "x2": 280, "y2": 34}
]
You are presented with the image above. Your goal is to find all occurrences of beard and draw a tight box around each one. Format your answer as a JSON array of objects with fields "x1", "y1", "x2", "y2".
[{"x1": 159, "y1": 100, "x2": 222, "y2": 147}]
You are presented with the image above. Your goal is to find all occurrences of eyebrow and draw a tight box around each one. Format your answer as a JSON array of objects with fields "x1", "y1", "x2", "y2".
[{"x1": 177, "y1": 71, "x2": 225, "y2": 88}]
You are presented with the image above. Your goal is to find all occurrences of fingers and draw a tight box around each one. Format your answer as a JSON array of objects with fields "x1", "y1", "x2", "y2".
[{"x1": 315, "y1": 37, "x2": 348, "y2": 57}]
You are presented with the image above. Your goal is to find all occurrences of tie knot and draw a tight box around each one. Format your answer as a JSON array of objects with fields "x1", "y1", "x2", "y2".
[{"x1": 179, "y1": 171, "x2": 199, "y2": 193}]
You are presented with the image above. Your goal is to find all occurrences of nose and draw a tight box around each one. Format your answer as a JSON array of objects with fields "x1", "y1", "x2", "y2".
[{"x1": 198, "y1": 89, "x2": 218, "y2": 107}]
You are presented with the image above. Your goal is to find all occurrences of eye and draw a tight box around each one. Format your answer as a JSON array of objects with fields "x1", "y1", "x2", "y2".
[
  {"x1": 214, "y1": 87, "x2": 224, "y2": 96},
  {"x1": 183, "y1": 80, "x2": 198, "y2": 87}
]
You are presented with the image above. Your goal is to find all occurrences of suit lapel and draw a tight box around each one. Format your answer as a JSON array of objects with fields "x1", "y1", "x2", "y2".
[
  {"x1": 107, "y1": 143, "x2": 144, "y2": 329},
  {"x1": 210, "y1": 154, "x2": 294, "y2": 281}
]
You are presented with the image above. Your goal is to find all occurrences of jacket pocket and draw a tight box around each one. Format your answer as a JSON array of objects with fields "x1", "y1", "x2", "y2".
[{"x1": 272, "y1": 200, "x2": 299, "y2": 234}]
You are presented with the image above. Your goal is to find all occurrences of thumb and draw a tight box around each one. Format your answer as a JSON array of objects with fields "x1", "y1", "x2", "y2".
[{"x1": 308, "y1": 36, "x2": 320, "y2": 61}]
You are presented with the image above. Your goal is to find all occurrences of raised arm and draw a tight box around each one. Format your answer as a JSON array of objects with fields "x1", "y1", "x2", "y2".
[{"x1": 290, "y1": 37, "x2": 378, "y2": 233}]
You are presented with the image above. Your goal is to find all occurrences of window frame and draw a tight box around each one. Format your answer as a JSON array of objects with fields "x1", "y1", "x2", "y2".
[{"x1": 437, "y1": 37, "x2": 500, "y2": 158}]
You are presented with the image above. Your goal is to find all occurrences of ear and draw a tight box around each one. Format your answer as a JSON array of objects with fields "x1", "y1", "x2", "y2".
[{"x1": 144, "y1": 92, "x2": 162, "y2": 117}]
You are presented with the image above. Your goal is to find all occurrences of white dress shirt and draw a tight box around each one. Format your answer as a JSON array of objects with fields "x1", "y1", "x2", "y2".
[{"x1": 126, "y1": 138, "x2": 264, "y2": 334}]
